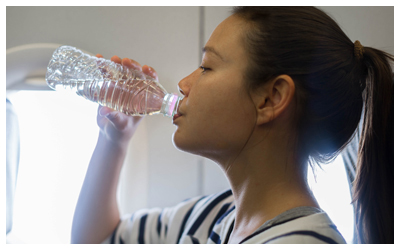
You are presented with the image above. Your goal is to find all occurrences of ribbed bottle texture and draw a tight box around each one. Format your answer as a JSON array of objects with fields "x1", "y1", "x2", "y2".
[{"x1": 45, "y1": 46, "x2": 181, "y2": 117}]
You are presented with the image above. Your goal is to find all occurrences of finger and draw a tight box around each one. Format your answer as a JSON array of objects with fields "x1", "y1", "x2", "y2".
[
  {"x1": 99, "y1": 106, "x2": 114, "y2": 117},
  {"x1": 142, "y1": 65, "x2": 159, "y2": 81},
  {"x1": 111, "y1": 55, "x2": 122, "y2": 64},
  {"x1": 99, "y1": 106, "x2": 126, "y2": 128},
  {"x1": 105, "y1": 111, "x2": 129, "y2": 131},
  {"x1": 122, "y1": 58, "x2": 142, "y2": 71},
  {"x1": 132, "y1": 116, "x2": 144, "y2": 124},
  {"x1": 97, "y1": 105, "x2": 109, "y2": 127},
  {"x1": 96, "y1": 54, "x2": 104, "y2": 58}
]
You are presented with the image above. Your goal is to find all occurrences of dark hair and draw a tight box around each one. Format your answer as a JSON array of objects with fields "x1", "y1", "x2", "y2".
[{"x1": 232, "y1": 6, "x2": 393, "y2": 244}]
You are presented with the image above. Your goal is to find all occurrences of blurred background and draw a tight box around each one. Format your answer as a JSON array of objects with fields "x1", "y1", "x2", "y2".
[{"x1": 6, "y1": 6, "x2": 394, "y2": 243}]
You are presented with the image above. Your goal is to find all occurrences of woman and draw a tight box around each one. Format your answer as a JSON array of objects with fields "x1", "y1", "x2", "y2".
[{"x1": 71, "y1": 7, "x2": 393, "y2": 244}]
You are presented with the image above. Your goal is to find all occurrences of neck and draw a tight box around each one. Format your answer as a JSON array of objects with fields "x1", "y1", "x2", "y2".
[{"x1": 216, "y1": 129, "x2": 319, "y2": 243}]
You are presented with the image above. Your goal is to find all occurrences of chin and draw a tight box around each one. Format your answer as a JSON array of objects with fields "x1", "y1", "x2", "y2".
[
  {"x1": 173, "y1": 132, "x2": 224, "y2": 165},
  {"x1": 172, "y1": 130, "x2": 190, "y2": 152},
  {"x1": 172, "y1": 130, "x2": 202, "y2": 155}
]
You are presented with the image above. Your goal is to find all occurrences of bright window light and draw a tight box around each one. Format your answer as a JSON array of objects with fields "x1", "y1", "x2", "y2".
[
  {"x1": 308, "y1": 155, "x2": 354, "y2": 243},
  {"x1": 9, "y1": 90, "x2": 99, "y2": 243}
]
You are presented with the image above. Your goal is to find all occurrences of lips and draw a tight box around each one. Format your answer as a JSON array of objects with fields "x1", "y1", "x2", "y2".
[
  {"x1": 173, "y1": 102, "x2": 184, "y2": 123},
  {"x1": 173, "y1": 99, "x2": 184, "y2": 123},
  {"x1": 173, "y1": 108, "x2": 183, "y2": 122}
]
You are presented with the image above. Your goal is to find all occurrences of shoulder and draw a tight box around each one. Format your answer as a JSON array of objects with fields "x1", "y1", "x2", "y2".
[
  {"x1": 242, "y1": 212, "x2": 346, "y2": 244},
  {"x1": 106, "y1": 189, "x2": 234, "y2": 244},
  {"x1": 169, "y1": 189, "x2": 233, "y2": 221},
  {"x1": 177, "y1": 189, "x2": 235, "y2": 243},
  {"x1": 183, "y1": 189, "x2": 234, "y2": 232},
  {"x1": 190, "y1": 189, "x2": 234, "y2": 215}
]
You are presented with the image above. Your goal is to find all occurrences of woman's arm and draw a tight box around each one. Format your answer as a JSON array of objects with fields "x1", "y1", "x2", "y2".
[
  {"x1": 71, "y1": 55, "x2": 157, "y2": 243},
  {"x1": 71, "y1": 133, "x2": 129, "y2": 244}
]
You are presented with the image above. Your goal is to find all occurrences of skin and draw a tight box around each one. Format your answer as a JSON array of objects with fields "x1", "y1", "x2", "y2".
[
  {"x1": 174, "y1": 14, "x2": 319, "y2": 243},
  {"x1": 173, "y1": 14, "x2": 254, "y2": 160},
  {"x1": 72, "y1": 14, "x2": 319, "y2": 244}
]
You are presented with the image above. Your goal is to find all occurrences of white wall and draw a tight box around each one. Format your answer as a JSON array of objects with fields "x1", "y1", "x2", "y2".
[
  {"x1": 6, "y1": 6, "x2": 394, "y2": 230},
  {"x1": 319, "y1": 6, "x2": 394, "y2": 55}
]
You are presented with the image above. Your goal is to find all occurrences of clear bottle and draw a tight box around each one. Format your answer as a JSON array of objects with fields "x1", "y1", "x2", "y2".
[{"x1": 45, "y1": 45, "x2": 182, "y2": 117}]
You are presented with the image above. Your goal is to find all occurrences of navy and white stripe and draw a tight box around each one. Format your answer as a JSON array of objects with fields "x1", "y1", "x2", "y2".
[
  {"x1": 263, "y1": 230, "x2": 338, "y2": 244},
  {"x1": 102, "y1": 189, "x2": 346, "y2": 244}
]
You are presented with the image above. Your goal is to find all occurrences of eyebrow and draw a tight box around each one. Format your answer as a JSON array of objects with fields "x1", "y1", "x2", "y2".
[{"x1": 202, "y1": 46, "x2": 225, "y2": 61}]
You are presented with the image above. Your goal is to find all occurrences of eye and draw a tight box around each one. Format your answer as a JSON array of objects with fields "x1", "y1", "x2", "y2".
[{"x1": 199, "y1": 66, "x2": 210, "y2": 73}]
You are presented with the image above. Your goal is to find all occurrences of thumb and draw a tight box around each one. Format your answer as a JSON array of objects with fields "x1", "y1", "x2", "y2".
[
  {"x1": 99, "y1": 106, "x2": 114, "y2": 117},
  {"x1": 105, "y1": 111, "x2": 123, "y2": 125},
  {"x1": 99, "y1": 107, "x2": 128, "y2": 131}
]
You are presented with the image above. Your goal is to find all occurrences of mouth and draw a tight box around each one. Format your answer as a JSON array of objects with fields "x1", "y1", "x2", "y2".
[
  {"x1": 173, "y1": 98, "x2": 183, "y2": 123},
  {"x1": 173, "y1": 111, "x2": 182, "y2": 123}
]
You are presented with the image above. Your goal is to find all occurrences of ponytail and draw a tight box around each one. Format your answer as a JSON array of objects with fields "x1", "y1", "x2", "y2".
[
  {"x1": 353, "y1": 47, "x2": 393, "y2": 244},
  {"x1": 231, "y1": 6, "x2": 394, "y2": 243}
]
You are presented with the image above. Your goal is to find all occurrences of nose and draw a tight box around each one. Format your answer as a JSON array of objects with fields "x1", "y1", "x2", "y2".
[{"x1": 177, "y1": 71, "x2": 195, "y2": 97}]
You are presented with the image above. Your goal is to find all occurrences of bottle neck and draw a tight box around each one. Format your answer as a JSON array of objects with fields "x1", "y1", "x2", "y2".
[{"x1": 160, "y1": 93, "x2": 182, "y2": 117}]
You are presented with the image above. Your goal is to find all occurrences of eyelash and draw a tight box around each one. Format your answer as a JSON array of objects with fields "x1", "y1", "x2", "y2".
[{"x1": 199, "y1": 66, "x2": 210, "y2": 73}]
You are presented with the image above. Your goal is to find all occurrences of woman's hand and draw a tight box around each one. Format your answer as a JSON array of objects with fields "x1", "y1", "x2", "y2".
[{"x1": 95, "y1": 54, "x2": 159, "y2": 146}]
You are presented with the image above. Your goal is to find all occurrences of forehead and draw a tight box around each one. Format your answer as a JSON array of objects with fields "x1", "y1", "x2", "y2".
[{"x1": 204, "y1": 15, "x2": 247, "y2": 62}]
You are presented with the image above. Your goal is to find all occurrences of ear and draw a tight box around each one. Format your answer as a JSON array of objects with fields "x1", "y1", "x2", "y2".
[{"x1": 252, "y1": 75, "x2": 295, "y2": 125}]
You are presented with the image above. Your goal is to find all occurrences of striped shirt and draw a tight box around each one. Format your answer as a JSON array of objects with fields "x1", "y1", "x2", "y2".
[{"x1": 102, "y1": 189, "x2": 346, "y2": 244}]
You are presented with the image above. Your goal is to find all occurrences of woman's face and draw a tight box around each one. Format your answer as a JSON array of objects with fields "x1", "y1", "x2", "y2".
[{"x1": 173, "y1": 15, "x2": 256, "y2": 163}]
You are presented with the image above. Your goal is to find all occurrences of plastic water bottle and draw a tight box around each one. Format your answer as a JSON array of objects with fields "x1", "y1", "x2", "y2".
[{"x1": 45, "y1": 45, "x2": 182, "y2": 117}]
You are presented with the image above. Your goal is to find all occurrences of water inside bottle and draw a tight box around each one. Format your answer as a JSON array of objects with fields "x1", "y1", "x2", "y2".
[
  {"x1": 47, "y1": 78, "x2": 167, "y2": 116},
  {"x1": 46, "y1": 46, "x2": 170, "y2": 116}
]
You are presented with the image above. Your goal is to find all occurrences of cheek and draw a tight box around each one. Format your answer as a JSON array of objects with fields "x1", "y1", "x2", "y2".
[{"x1": 173, "y1": 89, "x2": 256, "y2": 155}]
